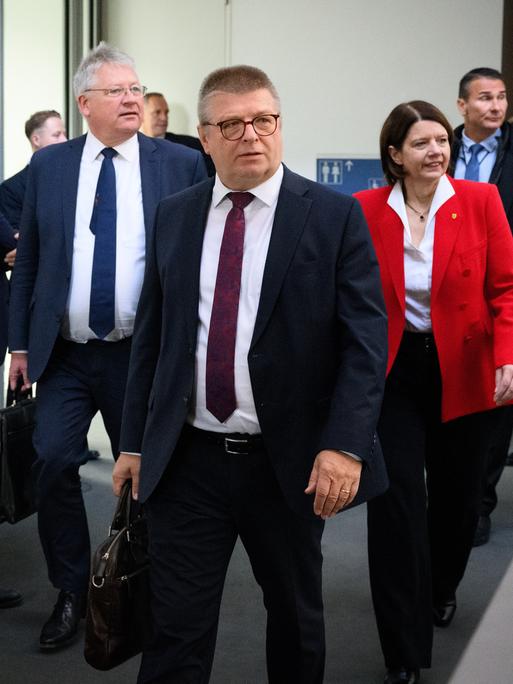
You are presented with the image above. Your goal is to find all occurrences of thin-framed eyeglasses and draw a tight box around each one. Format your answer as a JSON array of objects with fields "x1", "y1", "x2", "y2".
[
  {"x1": 203, "y1": 114, "x2": 280, "y2": 141},
  {"x1": 83, "y1": 85, "x2": 148, "y2": 98}
]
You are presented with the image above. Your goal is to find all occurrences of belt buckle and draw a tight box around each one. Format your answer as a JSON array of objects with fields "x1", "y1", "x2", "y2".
[{"x1": 224, "y1": 437, "x2": 249, "y2": 455}]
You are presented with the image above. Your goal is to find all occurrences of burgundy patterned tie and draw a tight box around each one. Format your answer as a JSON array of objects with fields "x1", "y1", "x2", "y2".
[{"x1": 206, "y1": 191, "x2": 254, "y2": 422}]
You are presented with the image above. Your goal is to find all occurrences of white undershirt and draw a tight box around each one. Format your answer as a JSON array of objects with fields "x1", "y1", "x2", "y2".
[
  {"x1": 387, "y1": 174, "x2": 455, "y2": 332},
  {"x1": 62, "y1": 132, "x2": 146, "y2": 342},
  {"x1": 189, "y1": 164, "x2": 284, "y2": 433}
]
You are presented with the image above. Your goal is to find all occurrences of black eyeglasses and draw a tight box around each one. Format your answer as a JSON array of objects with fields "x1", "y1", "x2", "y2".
[
  {"x1": 83, "y1": 85, "x2": 148, "y2": 98},
  {"x1": 203, "y1": 114, "x2": 280, "y2": 141}
]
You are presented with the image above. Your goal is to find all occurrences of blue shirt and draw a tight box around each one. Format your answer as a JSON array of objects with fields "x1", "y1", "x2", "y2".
[{"x1": 454, "y1": 129, "x2": 501, "y2": 182}]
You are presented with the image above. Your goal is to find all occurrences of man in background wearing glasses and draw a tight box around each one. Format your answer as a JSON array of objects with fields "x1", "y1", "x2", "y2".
[
  {"x1": 113, "y1": 65, "x2": 388, "y2": 683},
  {"x1": 8, "y1": 42, "x2": 207, "y2": 652}
]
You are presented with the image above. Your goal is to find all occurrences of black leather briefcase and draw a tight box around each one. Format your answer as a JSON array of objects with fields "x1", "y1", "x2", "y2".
[
  {"x1": 0, "y1": 385, "x2": 37, "y2": 524},
  {"x1": 84, "y1": 480, "x2": 151, "y2": 670}
]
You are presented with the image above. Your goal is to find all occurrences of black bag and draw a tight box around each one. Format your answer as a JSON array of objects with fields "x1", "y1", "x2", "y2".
[
  {"x1": 84, "y1": 480, "x2": 151, "y2": 670},
  {"x1": 0, "y1": 384, "x2": 37, "y2": 524}
]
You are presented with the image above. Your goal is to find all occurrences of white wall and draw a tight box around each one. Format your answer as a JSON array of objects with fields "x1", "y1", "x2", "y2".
[
  {"x1": 3, "y1": 0, "x2": 65, "y2": 177},
  {"x1": 2, "y1": 0, "x2": 504, "y2": 180},
  {"x1": 103, "y1": 0, "x2": 503, "y2": 179}
]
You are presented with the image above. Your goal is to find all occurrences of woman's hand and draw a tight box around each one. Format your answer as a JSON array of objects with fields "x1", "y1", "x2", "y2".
[{"x1": 494, "y1": 365, "x2": 513, "y2": 405}]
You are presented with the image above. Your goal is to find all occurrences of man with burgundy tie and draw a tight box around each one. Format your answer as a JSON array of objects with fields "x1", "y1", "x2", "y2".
[
  {"x1": 7, "y1": 42, "x2": 207, "y2": 652},
  {"x1": 451, "y1": 67, "x2": 513, "y2": 547},
  {"x1": 113, "y1": 65, "x2": 388, "y2": 683}
]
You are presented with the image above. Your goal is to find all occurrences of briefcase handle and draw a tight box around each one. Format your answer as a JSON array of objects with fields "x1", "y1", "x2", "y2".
[
  {"x1": 5, "y1": 376, "x2": 32, "y2": 407},
  {"x1": 110, "y1": 480, "x2": 143, "y2": 534}
]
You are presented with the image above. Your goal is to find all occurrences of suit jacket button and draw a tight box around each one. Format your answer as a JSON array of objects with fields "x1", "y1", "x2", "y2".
[
  {"x1": 183, "y1": 396, "x2": 189, "y2": 403},
  {"x1": 459, "y1": 303, "x2": 467, "y2": 310},
  {"x1": 462, "y1": 269, "x2": 471, "y2": 277}
]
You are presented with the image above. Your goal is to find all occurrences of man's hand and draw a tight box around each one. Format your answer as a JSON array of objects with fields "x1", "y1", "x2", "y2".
[
  {"x1": 113, "y1": 453, "x2": 141, "y2": 500},
  {"x1": 305, "y1": 449, "x2": 362, "y2": 519},
  {"x1": 9, "y1": 351, "x2": 31, "y2": 391},
  {"x1": 495, "y1": 365, "x2": 513, "y2": 405},
  {"x1": 4, "y1": 247, "x2": 17, "y2": 268},
  {"x1": 4, "y1": 232, "x2": 18, "y2": 269}
]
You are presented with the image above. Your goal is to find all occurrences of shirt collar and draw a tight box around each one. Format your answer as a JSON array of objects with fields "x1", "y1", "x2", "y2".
[
  {"x1": 83, "y1": 131, "x2": 139, "y2": 162},
  {"x1": 212, "y1": 163, "x2": 284, "y2": 208},
  {"x1": 387, "y1": 174, "x2": 455, "y2": 224},
  {"x1": 461, "y1": 128, "x2": 501, "y2": 154}
]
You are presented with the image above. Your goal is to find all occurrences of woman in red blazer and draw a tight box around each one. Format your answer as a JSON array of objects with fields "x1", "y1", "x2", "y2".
[{"x1": 355, "y1": 101, "x2": 513, "y2": 684}]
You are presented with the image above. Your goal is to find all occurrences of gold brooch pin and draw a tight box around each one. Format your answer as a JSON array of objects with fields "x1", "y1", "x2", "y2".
[{"x1": 451, "y1": 213, "x2": 458, "y2": 219}]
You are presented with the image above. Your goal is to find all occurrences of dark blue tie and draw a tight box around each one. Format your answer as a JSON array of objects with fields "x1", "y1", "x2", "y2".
[
  {"x1": 464, "y1": 143, "x2": 485, "y2": 181},
  {"x1": 89, "y1": 147, "x2": 117, "y2": 338}
]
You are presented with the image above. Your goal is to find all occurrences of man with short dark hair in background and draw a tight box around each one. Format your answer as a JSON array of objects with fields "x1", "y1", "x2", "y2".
[
  {"x1": 141, "y1": 90, "x2": 215, "y2": 175},
  {"x1": 0, "y1": 110, "x2": 67, "y2": 232},
  {"x1": 451, "y1": 66, "x2": 513, "y2": 546},
  {"x1": 8, "y1": 41, "x2": 206, "y2": 652},
  {"x1": 114, "y1": 64, "x2": 388, "y2": 684}
]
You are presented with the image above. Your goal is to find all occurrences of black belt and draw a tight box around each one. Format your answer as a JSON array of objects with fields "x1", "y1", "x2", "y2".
[{"x1": 184, "y1": 425, "x2": 264, "y2": 455}]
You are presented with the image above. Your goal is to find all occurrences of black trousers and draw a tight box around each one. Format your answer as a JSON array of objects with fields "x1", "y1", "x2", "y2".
[
  {"x1": 367, "y1": 332, "x2": 501, "y2": 669},
  {"x1": 33, "y1": 336, "x2": 132, "y2": 593},
  {"x1": 138, "y1": 427, "x2": 325, "y2": 684},
  {"x1": 479, "y1": 404, "x2": 513, "y2": 516}
]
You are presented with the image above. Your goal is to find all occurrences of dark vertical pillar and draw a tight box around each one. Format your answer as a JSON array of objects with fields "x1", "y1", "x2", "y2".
[{"x1": 502, "y1": 0, "x2": 513, "y2": 117}]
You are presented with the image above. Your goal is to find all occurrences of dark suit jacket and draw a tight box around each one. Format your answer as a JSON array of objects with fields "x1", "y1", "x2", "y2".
[
  {"x1": 451, "y1": 122, "x2": 513, "y2": 230},
  {"x1": 8, "y1": 132, "x2": 207, "y2": 382},
  {"x1": 0, "y1": 212, "x2": 17, "y2": 362},
  {"x1": 0, "y1": 165, "x2": 29, "y2": 231},
  {"x1": 120, "y1": 166, "x2": 389, "y2": 517},
  {"x1": 165, "y1": 131, "x2": 215, "y2": 176}
]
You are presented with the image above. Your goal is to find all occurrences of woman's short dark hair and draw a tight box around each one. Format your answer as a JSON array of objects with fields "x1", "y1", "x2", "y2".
[{"x1": 380, "y1": 101, "x2": 453, "y2": 185}]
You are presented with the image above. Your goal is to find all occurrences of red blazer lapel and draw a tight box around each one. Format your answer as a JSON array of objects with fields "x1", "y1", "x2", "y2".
[
  {"x1": 431, "y1": 193, "x2": 463, "y2": 306},
  {"x1": 377, "y1": 204, "x2": 405, "y2": 316}
]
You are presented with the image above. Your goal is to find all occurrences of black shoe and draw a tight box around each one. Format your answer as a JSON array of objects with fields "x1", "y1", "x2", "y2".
[
  {"x1": 506, "y1": 452, "x2": 513, "y2": 466},
  {"x1": 39, "y1": 591, "x2": 85, "y2": 651},
  {"x1": 86, "y1": 449, "x2": 100, "y2": 461},
  {"x1": 473, "y1": 515, "x2": 491, "y2": 547},
  {"x1": 384, "y1": 667, "x2": 420, "y2": 684},
  {"x1": 433, "y1": 598, "x2": 457, "y2": 627},
  {"x1": 0, "y1": 587, "x2": 23, "y2": 608}
]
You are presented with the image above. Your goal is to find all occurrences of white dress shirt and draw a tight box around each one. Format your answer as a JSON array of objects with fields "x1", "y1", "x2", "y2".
[
  {"x1": 189, "y1": 164, "x2": 284, "y2": 433},
  {"x1": 387, "y1": 175, "x2": 455, "y2": 332},
  {"x1": 61, "y1": 132, "x2": 146, "y2": 342}
]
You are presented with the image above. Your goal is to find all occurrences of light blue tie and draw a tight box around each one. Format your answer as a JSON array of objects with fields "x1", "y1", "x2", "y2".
[
  {"x1": 89, "y1": 147, "x2": 117, "y2": 338},
  {"x1": 464, "y1": 143, "x2": 485, "y2": 181}
]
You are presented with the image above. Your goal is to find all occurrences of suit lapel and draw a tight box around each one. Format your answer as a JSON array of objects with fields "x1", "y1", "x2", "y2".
[
  {"x1": 376, "y1": 203, "x2": 405, "y2": 313},
  {"x1": 138, "y1": 132, "x2": 160, "y2": 239},
  {"x1": 182, "y1": 181, "x2": 215, "y2": 348},
  {"x1": 431, "y1": 193, "x2": 463, "y2": 305},
  {"x1": 250, "y1": 167, "x2": 311, "y2": 348},
  {"x1": 62, "y1": 135, "x2": 86, "y2": 268}
]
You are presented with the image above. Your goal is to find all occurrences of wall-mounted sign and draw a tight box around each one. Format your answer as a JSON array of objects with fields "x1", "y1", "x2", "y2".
[{"x1": 317, "y1": 157, "x2": 386, "y2": 195}]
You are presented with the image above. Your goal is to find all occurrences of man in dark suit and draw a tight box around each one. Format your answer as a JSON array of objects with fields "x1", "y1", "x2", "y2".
[
  {"x1": 451, "y1": 67, "x2": 513, "y2": 546},
  {"x1": 8, "y1": 42, "x2": 207, "y2": 652},
  {"x1": 141, "y1": 91, "x2": 215, "y2": 175},
  {"x1": 113, "y1": 65, "x2": 388, "y2": 684},
  {"x1": 0, "y1": 110, "x2": 67, "y2": 232}
]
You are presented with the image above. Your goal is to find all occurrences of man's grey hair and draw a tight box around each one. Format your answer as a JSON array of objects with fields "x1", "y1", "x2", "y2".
[
  {"x1": 73, "y1": 41, "x2": 136, "y2": 98},
  {"x1": 198, "y1": 65, "x2": 280, "y2": 123}
]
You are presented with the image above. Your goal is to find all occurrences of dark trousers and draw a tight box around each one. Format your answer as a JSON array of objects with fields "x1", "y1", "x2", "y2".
[
  {"x1": 33, "y1": 336, "x2": 131, "y2": 593},
  {"x1": 138, "y1": 428, "x2": 325, "y2": 684},
  {"x1": 479, "y1": 404, "x2": 513, "y2": 516},
  {"x1": 367, "y1": 332, "x2": 501, "y2": 669}
]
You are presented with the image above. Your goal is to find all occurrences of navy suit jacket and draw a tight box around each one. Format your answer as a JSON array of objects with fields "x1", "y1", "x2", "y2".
[
  {"x1": 120, "y1": 166, "x2": 389, "y2": 517},
  {"x1": 8, "y1": 132, "x2": 207, "y2": 382},
  {"x1": 0, "y1": 212, "x2": 17, "y2": 362},
  {"x1": 0, "y1": 165, "x2": 29, "y2": 232},
  {"x1": 451, "y1": 122, "x2": 513, "y2": 231},
  {"x1": 165, "y1": 131, "x2": 215, "y2": 176}
]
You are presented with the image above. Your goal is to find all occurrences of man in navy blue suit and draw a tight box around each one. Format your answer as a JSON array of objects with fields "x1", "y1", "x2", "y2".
[
  {"x1": 8, "y1": 42, "x2": 207, "y2": 651},
  {"x1": 0, "y1": 110, "x2": 67, "y2": 233},
  {"x1": 113, "y1": 65, "x2": 388, "y2": 683}
]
